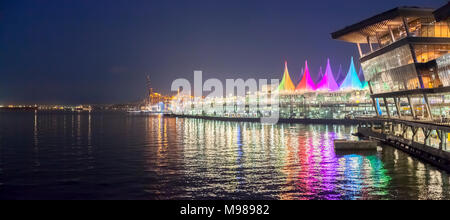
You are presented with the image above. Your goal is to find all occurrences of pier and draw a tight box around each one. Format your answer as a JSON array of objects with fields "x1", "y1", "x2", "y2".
[
  {"x1": 165, "y1": 113, "x2": 363, "y2": 125},
  {"x1": 357, "y1": 116, "x2": 450, "y2": 171},
  {"x1": 331, "y1": 3, "x2": 450, "y2": 171}
]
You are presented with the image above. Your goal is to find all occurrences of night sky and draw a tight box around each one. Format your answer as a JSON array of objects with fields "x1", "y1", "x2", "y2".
[{"x1": 0, "y1": 0, "x2": 445, "y2": 104}]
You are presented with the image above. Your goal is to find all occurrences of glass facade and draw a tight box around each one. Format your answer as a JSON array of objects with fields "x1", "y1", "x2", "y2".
[
  {"x1": 428, "y1": 93, "x2": 450, "y2": 118},
  {"x1": 363, "y1": 17, "x2": 450, "y2": 59},
  {"x1": 171, "y1": 91, "x2": 375, "y2": 120},
  {"x1": 362, "y1": 42, "x2": 450, "y2": 94},
  {"x1": 437, "y1": 53, "x2": 450, "y2": 87},
  {"x1": 414, "y1": 44, "x2": 450, "y2": 63},
  {"x1": 408, "y1": 17, "x2": 450, "y2": 38},
  {"x1": 361, "y1": 45, "x2": 420, "y2": 94},
  {"x1": 362, "y1": 45, "x2": 414, "y2": 80},
  {"x1": 419, "y1": 65, "x2": 444, "y2": 89},
  {"x1": 369, "y1": 64, "x2": 421, "y2": 94}
]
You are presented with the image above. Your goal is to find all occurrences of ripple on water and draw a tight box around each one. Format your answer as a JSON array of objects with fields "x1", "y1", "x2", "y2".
[{"x1": 0, "y1": 112, "x2": 448, "y2": 200}]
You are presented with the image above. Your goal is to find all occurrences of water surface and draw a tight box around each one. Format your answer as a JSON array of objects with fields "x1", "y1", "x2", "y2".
[{"x1": 0, "y1": 111, "x2": 448, "y2": 200}]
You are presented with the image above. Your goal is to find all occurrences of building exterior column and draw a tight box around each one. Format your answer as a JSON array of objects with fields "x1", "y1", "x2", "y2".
[
  {"x1": 357, "y1": 43, "x2": 363, "y2": 57},
  {"x1": 367, "y1": 36, "x2": 374, "y2": 52},
  {"x1": 423, "y1": 94, "x2": 433, "y2": 120},
  {"x1": 372, "y1": 98, "x2": 380, "y2": 117},
  {"x1": 368, "y1": 81, "x2": 380, "y2": 117},
  {"x1": 402, "y1": 17, "x2": 411, "y2": 37},
  {"x1": 388, "y1": 25, "x2": 396, "y2": 42},
  {"x1": 383, "y1": 97, "x2": 391, "y2": 118},
  {"x1": 394, "y1": 97, "x2": 402, "y2": 118},
  {"x1": 375, "y1": 32, "x2": 382, "y2": 47},
  {"x1": 407, "y1": 95, "x2": 416, "y2": 118}
]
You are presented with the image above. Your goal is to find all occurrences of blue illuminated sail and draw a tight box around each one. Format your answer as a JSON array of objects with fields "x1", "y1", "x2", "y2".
[{"x1": 340, "y1": 57, "x2": 364, "y2": 90}]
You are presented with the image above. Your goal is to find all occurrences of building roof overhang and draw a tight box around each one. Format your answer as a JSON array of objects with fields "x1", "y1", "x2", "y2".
[
  {"x1": 331, "y1": 7, "x2": 435, "y2": 44},
  {"x1": 434, "y1": 2, "x2": 450, "y2": 22}
]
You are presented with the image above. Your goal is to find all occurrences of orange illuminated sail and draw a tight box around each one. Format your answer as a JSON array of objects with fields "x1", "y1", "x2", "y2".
[{"x1": 278, "y1": 61, "x2": 296, "y2": 91}]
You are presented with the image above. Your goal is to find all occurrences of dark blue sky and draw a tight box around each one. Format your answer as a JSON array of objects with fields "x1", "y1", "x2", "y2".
[{"x1": 0, "y1": 0, "x2": 445, "y2": 104}]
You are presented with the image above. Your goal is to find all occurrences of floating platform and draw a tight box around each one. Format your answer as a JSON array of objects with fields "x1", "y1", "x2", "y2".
[{"x1": 334, "y1": 139, "x2": 379, "y2": 150}]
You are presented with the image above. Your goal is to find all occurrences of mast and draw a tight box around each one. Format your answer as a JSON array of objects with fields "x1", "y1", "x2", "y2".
[{"x1": 146, "y1": 75, "x2": 153, "y2": 105}]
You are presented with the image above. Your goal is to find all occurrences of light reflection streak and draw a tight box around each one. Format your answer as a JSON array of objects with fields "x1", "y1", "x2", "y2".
[
  {"x1": 236, "y1": 125, "x2": 244, "y2": 187},
  {"x1": 88, "y1": 113, "x2": 92, "y2": 146},
  {"x1": 71, "y1": 114, "x2": 75, "y2": 139},
  {"x1": 340, "y1": 155, "x2": 364, "y2": 199},
  {"x1": 33, "y1": 110, "x2": 40, "y2": 169},
  {"x1": 2, "y1": 114, "x2": 448, "y2": 199},
  {"x1": 144, "y1": 118, "x2": 450, "y2": 200},
  {"x1": 87, "y1": 113, "x2": 94, "y2": 169},
  {"x1": 77, "y1": 114, "x2": 81, "y2": 146},
  {"x1": 318, "y1": 131, "x2": 339, "y2": 200},
  {"x1": 155, "y1": 114, "x2": 168, "y2": 172}
]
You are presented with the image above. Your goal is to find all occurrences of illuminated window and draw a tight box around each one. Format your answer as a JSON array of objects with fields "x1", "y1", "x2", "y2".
[
  {"x1": 414, "y1": 44, "x2": 450, "y2": 63},
  {"x1": 437, "y1": 54, "x2": 450, "y2": 87},
  {"x1": 408, "y1": 17, "x2": 450, "y2": 38}
]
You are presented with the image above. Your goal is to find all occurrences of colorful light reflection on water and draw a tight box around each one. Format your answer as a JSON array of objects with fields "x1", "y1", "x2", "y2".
[
  {"x1": 175, "y1": 118, "x2": 449, "y2": 200},
  {"x1": 0, "y1": 112, "x2": 449, "y2": 200}
]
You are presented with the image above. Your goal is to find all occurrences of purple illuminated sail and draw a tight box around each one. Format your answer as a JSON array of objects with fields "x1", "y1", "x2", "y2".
[
  {"x1": 316, "y1": 59, "x2": 339, "y2": 91},
  {"x1": 336, "y1": 64, "x2": 343, "y2": 86},
  {"x1": 317, "y1": 66, "x2": 324, "y2": 84},
  {"x1": 359, "y1": 67, "x2": 369, "y2": 89},
  {"x1": 358, "y1": 66, "x2": 365, "y2": 82}
]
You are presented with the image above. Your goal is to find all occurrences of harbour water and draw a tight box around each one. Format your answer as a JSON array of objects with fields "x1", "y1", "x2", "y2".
[{"x1": 0, "y1": 111, "x2": 449, "y2": 200}]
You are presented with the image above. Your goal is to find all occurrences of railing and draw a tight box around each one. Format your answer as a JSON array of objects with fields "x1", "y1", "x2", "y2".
[{"x1": 356, "y1": 115, "x2": 450, "y2": 129}]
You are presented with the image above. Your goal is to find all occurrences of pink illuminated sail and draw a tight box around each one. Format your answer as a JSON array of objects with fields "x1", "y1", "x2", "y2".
[
  {"x1": 296, "y1": 61, "x2": 316, "y2": 91},
  {"x1": 316, "y1": 59, "x2": 339, "y2": 91}
]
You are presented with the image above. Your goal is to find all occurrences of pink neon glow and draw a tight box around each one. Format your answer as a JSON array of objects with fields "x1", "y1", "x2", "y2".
[
  {"x1": 316, "y1": 59, "x2": 339, "y2": 91},
  {"x1": 296, "y1": 61, "x2": 316, "y2": 91}
]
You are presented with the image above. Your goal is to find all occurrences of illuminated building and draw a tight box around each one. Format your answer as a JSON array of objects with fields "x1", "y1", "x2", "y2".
[
  {"x1": 332, "y1": 3, "x2": 450, "y2": 119},
  {"x1": 171, "y1": 58, "x2": 374, "y2": 120}
]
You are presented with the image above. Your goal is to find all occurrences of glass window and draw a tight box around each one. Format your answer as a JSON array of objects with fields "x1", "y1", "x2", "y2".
[
  {"x1": 362, "y1": 44, "x2": 415, "y2": 81},
  {"x1": 414, "y1": 44, "x2": 450, "y2": 63},
  {"x1": 368, "y1": 63, "x2": 420, "y2": 94},
  {"x1": 408, "y1": 17, "x2": 450, "y2": 38},
  {"x1": 437, "y1": 54, "x2": 450, "y2": 87}
]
